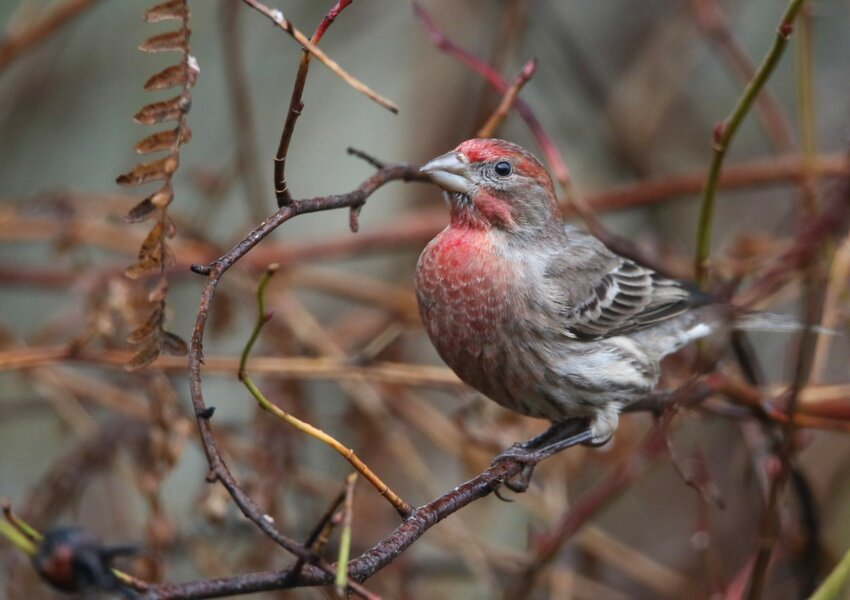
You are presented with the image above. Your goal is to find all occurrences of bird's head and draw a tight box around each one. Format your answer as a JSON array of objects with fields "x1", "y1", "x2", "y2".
[{"x1": 419, "y1": 138, "x2": 560, "y2": 237}]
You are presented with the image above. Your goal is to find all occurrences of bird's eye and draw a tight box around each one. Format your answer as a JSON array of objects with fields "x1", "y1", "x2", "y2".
[{"x1": 494, "y1": 161, "x2": 512, "y2": 177}]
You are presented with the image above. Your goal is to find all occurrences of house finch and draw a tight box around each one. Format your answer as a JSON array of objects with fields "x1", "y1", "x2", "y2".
[{"x1": 415, "y1": 138, "x2": 726, "y2": 447}]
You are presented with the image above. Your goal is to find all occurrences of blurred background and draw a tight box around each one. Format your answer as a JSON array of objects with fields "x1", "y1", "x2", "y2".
[{"x1": 1, "y1": 0, "x2": 850, "y2": 598}]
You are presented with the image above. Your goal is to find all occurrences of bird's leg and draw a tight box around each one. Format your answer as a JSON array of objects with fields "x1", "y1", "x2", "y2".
[{"x1": 492, "y1": 419, "x2": 593, "y2": 493}]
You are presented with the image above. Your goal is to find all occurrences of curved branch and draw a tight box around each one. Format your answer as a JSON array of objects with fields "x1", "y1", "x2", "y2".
[{"x1": 182, "y1": 162, "x2": 423, "y2": 579}]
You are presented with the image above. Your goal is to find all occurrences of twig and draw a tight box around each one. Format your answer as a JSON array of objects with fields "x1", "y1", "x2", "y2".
[
  {"x1": 587, "y1": 152, "x2": 847, "y2": 214},
  {"x1": 335, "y1": 473, "x2": 357, "y2": 597},
  {"x1": 811, "y1": 233, "x2": 850, "y2": 379},
  {"x1": 0, "y1": 520, "x2": 37, "y2": 556},
  {"x1": 694, "y1": 0, "x2": 809, "y2": 287},
  {"x1": 0, "y1": 0, "x2": 100, "y2": 73},
  {"x1": 2, "y1": 501, "x2": 42, "y2": 542},
  {"x1": 184, "y1": 161, "x2": 419, "y2": 571},
  {"x1": 143, "y1": 457, "x2": 539, "y2": 598},
  {"x1": 0, "y1": 345, "x2": 463, "y2": 389},
  {"x1": 688, "y1": 0, "x2": 794, "y2": 152},
  {"x1": 276, "y1": 0, "x2": 354, "y2": 206},
  {"x1": 238, "y1": 265, "x2": 412, "y2": 517},
  {"x1": 240, "y1": 0, "x2": 397, "y2": 113},
  {"x1": 476, "y1": 59, "x2": 536, "y2": 138},
  {"x1": 286, "y1": 486, "x2": 347, "y2": 585},
  {"x1": 347, "y1": 147, "x2": 388, "y2": 170}
]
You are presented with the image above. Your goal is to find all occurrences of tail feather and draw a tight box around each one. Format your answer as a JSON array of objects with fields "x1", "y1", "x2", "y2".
[{"x1": 735, "y1": 312, "x2": 837, "y2": 335}]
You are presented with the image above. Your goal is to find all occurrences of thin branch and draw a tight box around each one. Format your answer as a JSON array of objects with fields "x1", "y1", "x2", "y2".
[
  {"x1": 588, "y1": 153, "x2": 847, "y2": 214},
  {"x1": 476, "y1": 58, "x2": 536, "y2": 138},
  {"x1": 238, "y1": 266, "x2": 413, "y2": 517},
  {"x1": 286, "y1": 486, "x2": 347, "y2": 585},
  {"x1": 694, "y1": 0, "x2": 809, "y2": 287},
  {"x1": 335, "y1": 473, "x2": 357, "y2": 597},
  {"x1": 145, "y1": 405, "x2": 701, "y2": 599},
  {"x1": 143, "y1": 457, "x2": 538, "y2": 599},
  {"x1": 276, "y1": 0, "x2": 354, "y2": 206},
  {"x1": 240, "y1": 0, "x2": 397, "y2": 113},
  {"x1": 184, "y1": 161, "x2": 420, "y2": 563},
  {"x1": 688, "y1": 0, "x2": 795, "y2": 152},
  {"x1": 0, "y1": 346, "x2": 463, "y2": 389},
  {"x1": 0, "y1": 520, "x2": 37, "y2": 556}
]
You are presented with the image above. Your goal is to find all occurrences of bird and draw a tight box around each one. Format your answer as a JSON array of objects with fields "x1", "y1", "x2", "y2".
[{"x1": 415, "y1": 138, "x2": 730, "y2": 449}]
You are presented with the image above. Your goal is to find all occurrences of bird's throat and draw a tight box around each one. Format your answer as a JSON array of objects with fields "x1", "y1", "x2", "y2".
[{"x1": 449, "y1": 191, "x2": 514, "y2": 230}]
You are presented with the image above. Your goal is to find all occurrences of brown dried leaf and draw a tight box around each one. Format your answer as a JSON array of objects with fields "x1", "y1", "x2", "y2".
[
  {"x1": 127, "y1": 306, "x2": 164, "y2": 344},
  {"x1": 126, "y1": 339, "x2": 163, "y2": 371},
  {"x1": 144, "y1": 0, "x2": 187, "y2": 23},
  {"x1": 135, "y1": 129, "x2": 178, "y2": 154},
  {"x1": 139, "y1": 222, "x2": 165, "y2": 261},
  {"x1": 139, "y1": 29, "x2": 189, "y2": 52},
  {"x1": 151, "y1": 184, "x2": 174, "y2": 208},
  {"x1": 179, "y1": 124, "x2": 192, "y2": 146},
  {"x1": 134, "y1": 94, "x2": 190, "y2": 125},
  {"x1": 116, "y1": 156, "x2": 178, "y2": 187},
  {"x1": 161, "y1": 331, "x2": 188, "y2": 356},
  {"x1": 144, "y1": 63, "x2": 197, "y2": 91},
  {"x1": 125, "y1": 197, "x2": 159, "y2": 223},
  {"x1": 125, "y1": 258, "x2": 162, "y2": 280}
]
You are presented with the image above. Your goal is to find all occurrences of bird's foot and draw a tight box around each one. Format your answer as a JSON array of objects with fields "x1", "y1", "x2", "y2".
[{"x1": 492, "y1": 419, "x2": 593, "y2": 493}]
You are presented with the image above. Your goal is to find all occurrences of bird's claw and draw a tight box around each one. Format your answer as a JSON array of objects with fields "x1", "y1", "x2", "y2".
[
  {"x1": 490, "y1": 420, "x2": 596, "y2": 493},
  {"x1": 491, "y1": 444, "x2": 547, "y2": 494}
]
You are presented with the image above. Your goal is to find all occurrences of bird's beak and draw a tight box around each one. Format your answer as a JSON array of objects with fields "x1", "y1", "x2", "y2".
[{"x1": 419, "y1": 151, "x2": 472, "y2": 194}]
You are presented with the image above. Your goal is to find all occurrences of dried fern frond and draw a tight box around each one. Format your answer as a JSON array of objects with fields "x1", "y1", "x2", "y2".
[{"x1": 117, "y1": 0, "x2": 196, "y2": 370}]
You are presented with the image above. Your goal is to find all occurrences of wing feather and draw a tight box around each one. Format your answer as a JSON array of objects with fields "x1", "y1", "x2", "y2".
[{"x1": 546, "y1": 226, "x2": 705, "y2": 339}]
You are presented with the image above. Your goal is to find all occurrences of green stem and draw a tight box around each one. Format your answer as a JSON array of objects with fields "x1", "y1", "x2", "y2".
[
  {"x1": 335, "y1": 473, "x2": 357, "y2": 596},
  {"x1": 238, "y1": 263, "x2": 279, "y2": 378},
  {"x1": 0, "y1": 520, "x2": 37, "y2": 556},
  {"x1": 694, "y1": 0, "x2": 808, "y2": 287}
]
